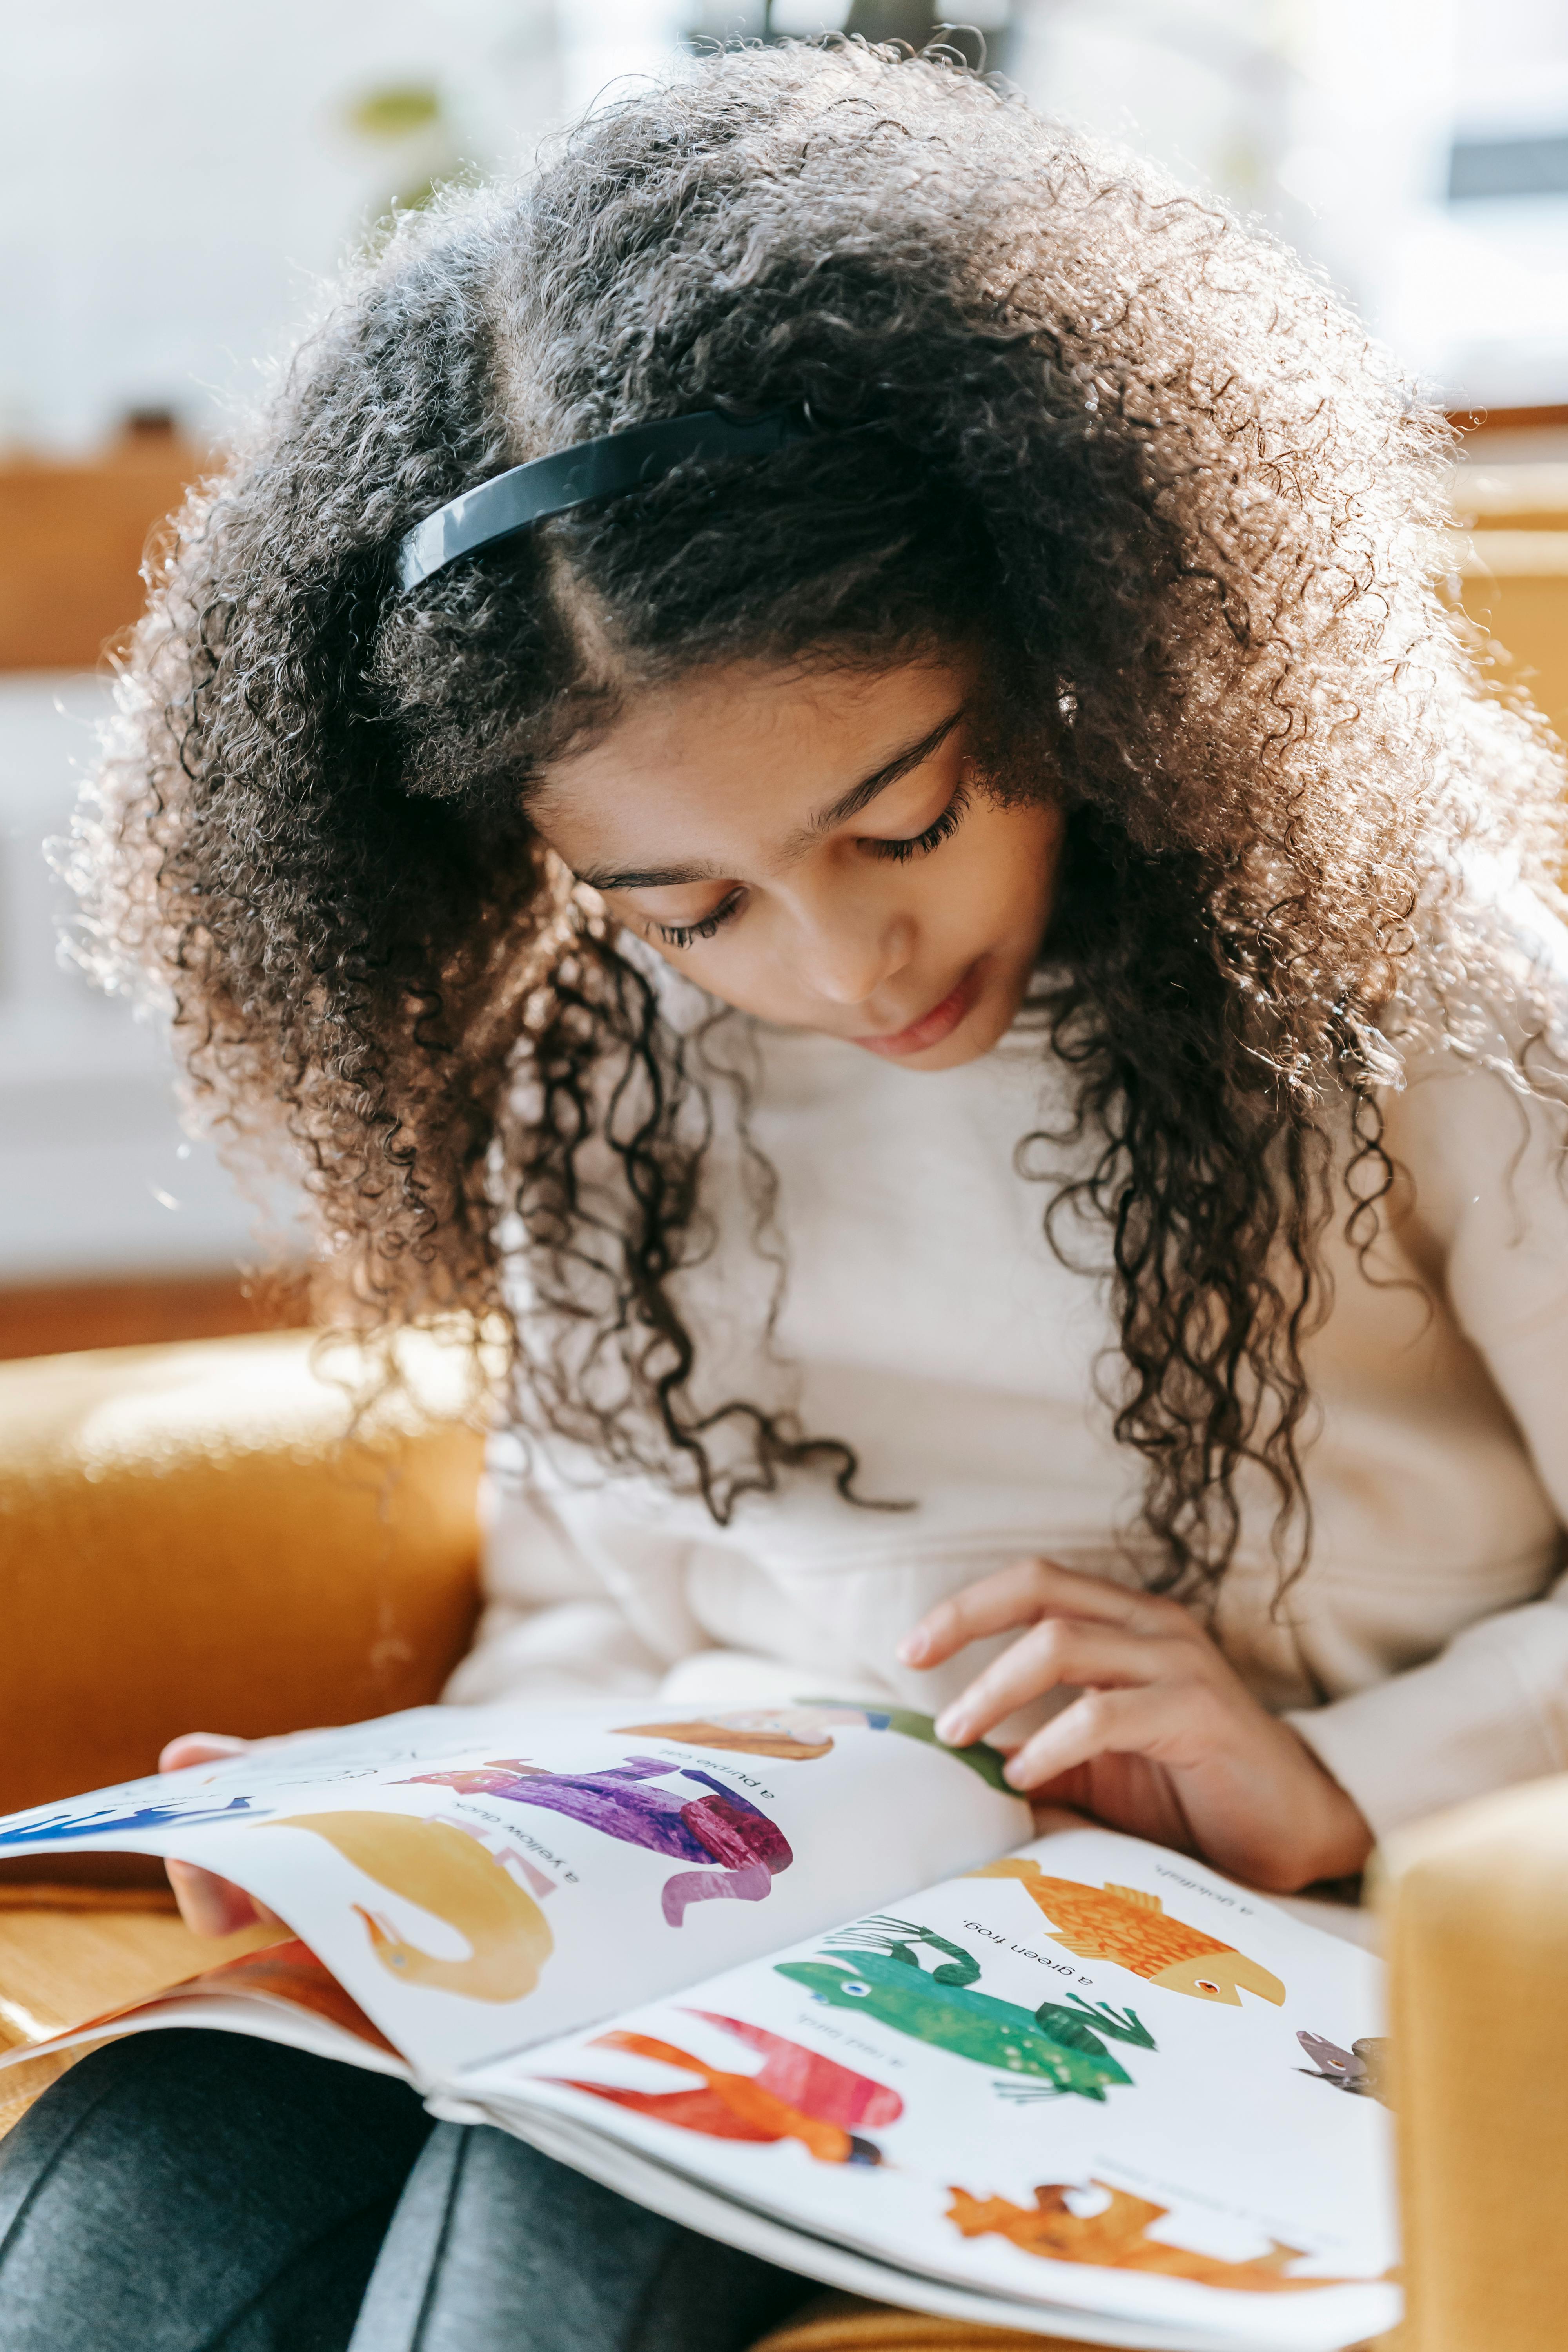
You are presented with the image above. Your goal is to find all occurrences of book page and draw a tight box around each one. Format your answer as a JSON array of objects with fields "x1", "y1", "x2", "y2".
[
  {"x1": 0, "y1": 1940, "x2": 415, "y2": 2082},
  {"x1": 483, "y1": 2103, "x2": 1241, "y2": 2352},
  {"x1": 466, "y1": 1822, "x2": 1397, "y2": 2352},
  {"x1": 0, "y1": 1699, "x2": 1027, "y2": 2084}
]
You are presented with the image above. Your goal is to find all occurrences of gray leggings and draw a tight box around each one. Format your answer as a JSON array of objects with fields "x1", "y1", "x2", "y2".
[{"x1": 0, "y1": 2032, "x2": 815, "y2": 2352}]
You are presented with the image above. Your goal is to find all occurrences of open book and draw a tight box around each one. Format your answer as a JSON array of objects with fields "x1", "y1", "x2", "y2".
[{"x1": 0, "y1": 1702, "x2": 1395, "y2": 2352}]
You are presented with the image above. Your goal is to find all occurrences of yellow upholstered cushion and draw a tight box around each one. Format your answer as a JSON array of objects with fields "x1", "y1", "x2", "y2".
[
  {"x1": 1381, "y1": 1774, "x2": 1568, "y2": 2352},
  {"x1": 0, "y1": 1330, "x2": 484, "y2": 1821}
]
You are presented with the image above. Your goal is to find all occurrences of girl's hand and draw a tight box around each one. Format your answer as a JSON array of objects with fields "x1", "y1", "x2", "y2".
[
  {"x1": 158, "y1": 1732, "x2": 285, "y2": 1939},
  {"x1": 897, "y1": 1559, "x2": 1373, "y2": 1893}
]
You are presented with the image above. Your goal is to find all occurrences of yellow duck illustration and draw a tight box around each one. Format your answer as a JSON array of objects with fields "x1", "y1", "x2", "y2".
[
  {"x1": 968, "y1": 1859, "x2": 1285, "y2": 2006},
  {"x1": 271, "y1": 1813, "x2": 553, "y2": 2004}
]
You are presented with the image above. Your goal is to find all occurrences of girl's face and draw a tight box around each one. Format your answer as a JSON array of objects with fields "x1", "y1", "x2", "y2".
[{"x1": 532, "y1": 655, "x2": 1065, "y2": 1069}]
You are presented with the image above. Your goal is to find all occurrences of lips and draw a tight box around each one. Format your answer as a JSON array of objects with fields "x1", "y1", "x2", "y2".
[{"x1": 850, "y1": 964, "x2": 982, "y2": 1059}]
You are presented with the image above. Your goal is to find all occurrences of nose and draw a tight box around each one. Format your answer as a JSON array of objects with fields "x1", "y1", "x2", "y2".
[{"x1": 791, "y1": 892, "x2": 914, "y2": 1009}]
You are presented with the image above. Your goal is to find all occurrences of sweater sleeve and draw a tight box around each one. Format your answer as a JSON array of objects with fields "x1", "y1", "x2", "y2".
[{"x1": 1287, "y1": 1006, "x2": 1568, "y2": 1837}]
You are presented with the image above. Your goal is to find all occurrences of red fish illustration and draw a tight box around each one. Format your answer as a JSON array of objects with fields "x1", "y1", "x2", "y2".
[{"x1": 548, "y1": 2009, "x2": 903, "y2": 2165}]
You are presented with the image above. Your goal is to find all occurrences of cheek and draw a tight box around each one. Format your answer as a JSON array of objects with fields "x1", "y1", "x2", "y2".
[
  {"x1": 947, "y1": 803, "x2": 1060, "y2": 932},
  {"x1": 641, "y1": 916, "x2": 800, "y2": 1023}
]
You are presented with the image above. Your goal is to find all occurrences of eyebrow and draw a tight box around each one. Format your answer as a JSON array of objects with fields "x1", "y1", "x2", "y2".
[{"x1": 577, "y1": 705, "x2": 965, "y2": 895}]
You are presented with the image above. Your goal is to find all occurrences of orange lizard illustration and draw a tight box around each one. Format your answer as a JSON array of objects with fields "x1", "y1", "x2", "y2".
[
  {"x1": 947, "y1": 2180, "x2": 1380, "y2": 2293},
  {"x1": 548, "y1": 2008, "x2": 904, "y2": 2165},
  {"x1": 967, "y1": 1859, "x2": 1285, "y2": 2005}
]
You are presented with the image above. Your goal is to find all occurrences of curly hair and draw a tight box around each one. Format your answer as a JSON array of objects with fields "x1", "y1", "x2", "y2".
[{"x1": 74, "y1": 38, "x2": 1568, "y2": 1597}]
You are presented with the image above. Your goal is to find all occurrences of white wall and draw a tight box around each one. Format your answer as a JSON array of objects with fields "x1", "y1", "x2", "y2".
[
  {"x1": 0, "y1": 676, "x2": 287, "y2": 1278},
  {"x1": 1013, "y1": 0, "x2": 1568, "y2": 410},
  {"x1": 0, "y1": 1, "x2": 690, "y2": 1282},
  {"x1": 0, "y1": 0, "x2": 686, "y2": 454}
]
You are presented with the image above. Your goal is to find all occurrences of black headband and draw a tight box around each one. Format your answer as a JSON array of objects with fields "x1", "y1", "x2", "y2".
[{"x1": 396, "y1": 404, "x2": 811, "y2": 590}]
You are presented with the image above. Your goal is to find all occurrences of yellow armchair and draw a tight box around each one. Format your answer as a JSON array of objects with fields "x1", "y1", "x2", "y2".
[
  {"x1": 0, "y1": 1328, "x2": 486, "y2": 2132},
  {"x1": 3, "y1": 1331, "x2": 1567, "y2": 2352},
  {"x1": 0, "y1": 1329, "x2": 484, "y2": 1825}
]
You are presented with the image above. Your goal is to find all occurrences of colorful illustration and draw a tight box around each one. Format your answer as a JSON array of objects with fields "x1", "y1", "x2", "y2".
[
  {"x1": 1296, "y1": 2031, "x2": 1390, "y2": 2105},
  {"x1": 946, "y1": 2179, "x2": 1381, "y2": 2294},
  {"x1": 549, "y1": 2009, "x2": 904, "y2": 2165},
  {"x1": 969, "y1": 1860, "x2": 1286, "y2": 2006},
  {"x1": 612, "y1": 1704, "x2": 870, "y2": 1763},
  {"x1": 795, "y1": 1699, "x2": 1015, "y2": 1792},
  {"x1": 268, "y1": 1814, "x2": 553, "y2": 2004},
  {"x1": 777, "y1": 1919, "x2": 1154, "y2": 2102},
  {"x1": 401, "y1": 1757, "x2": 792, "y2": 1926},
  {"x1": 0, "y1": 1793, "x2": 261, "y2": 1846},
  {"x1": 611, "y1": 1700, "x2": 1012, "y2": 1789}
]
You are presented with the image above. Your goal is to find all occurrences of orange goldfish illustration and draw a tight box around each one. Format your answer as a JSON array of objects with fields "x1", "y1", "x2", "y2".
[
  {"x1": 947, "y1": 2180, "x2": 1379, "y2": 2294},
  {"x1": 967, "y1": 1860, "x2": 1285, "y2": 2006},
  {"x1": 548, "y1": 2008, "x2": 903, "y2": 2166}
]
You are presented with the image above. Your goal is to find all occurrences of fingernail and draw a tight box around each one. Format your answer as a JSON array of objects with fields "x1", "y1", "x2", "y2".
[
  {"x1": 935, "y1": 1709, "x2": 970, "y2": 1746},
  {"x1": 896, "y1": 1632, "x2": 928, "y2": 1666},
  {"x1": 1003, "y1": 1759, "x2": 1031, "y2": 1789}
]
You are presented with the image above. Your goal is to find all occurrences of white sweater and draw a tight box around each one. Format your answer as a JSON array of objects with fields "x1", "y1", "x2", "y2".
[{"x1": 448, "y1": 895, "x2": 1568, "y2": 1842}]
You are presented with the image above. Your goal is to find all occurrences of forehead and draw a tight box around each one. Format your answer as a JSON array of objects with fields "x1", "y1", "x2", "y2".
[{"x1": 531, "y1": 653, "x2": 967, "y2": 866}]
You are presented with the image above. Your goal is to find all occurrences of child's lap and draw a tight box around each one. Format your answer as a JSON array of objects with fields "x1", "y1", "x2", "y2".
[{"x1": 0, "y1": 2031, "x2": 812, "y2": 2352}]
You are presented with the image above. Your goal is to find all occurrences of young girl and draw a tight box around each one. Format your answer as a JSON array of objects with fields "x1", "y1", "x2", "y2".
[{"x1": 4, "y1": 36, "x2": 1566, "y2": 2352}]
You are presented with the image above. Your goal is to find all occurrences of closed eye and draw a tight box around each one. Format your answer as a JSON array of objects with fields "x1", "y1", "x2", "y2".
[
  {"x1": 651, "y1": 771, "x2": 969, "y2": 946},
  {"x1": 866, "y1": 780, "x2": 970, "y2": 866},
  {"x1": 654, "y1": 888, "x2": 746, "y2": 950}
]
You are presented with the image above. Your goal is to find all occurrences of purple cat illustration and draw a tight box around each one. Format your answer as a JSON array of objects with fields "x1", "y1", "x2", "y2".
[{"x1": 402, "y1": 1757, "x2": 793, "y2": 1924}]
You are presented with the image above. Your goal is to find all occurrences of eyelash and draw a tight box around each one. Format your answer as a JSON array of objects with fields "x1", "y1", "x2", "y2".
[
  {"x1": 868, "y1": 780, "x2": 970, "y2": 866},
  {"x1": 656, "y1": 892, "x2": 744, "y2": 951},
  {"x1": 654, "y1": 781, "x2": 970, "y2": 949}
]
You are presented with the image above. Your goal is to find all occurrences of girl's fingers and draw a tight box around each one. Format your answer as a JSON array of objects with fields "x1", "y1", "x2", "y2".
[
  {"x1": 165, "y1": 1858, "x2": 267, "y2": 1938},
  {"x1": 933, "y1": 1619, "x2": 1184, "y2": 1747},
  {"x1": 898, "y1": 1557, "x2": 1179, "y2": 1668},
  {"x1": 900, "y1": 1558, "x2": 1120, "y2": 1664},
  {"x1": 159, "y1": 1727, "x2": 326, "y2": 1776},
  {"x1": 159, "y1": 1732, "x2": 252, "y2": 1774},
  {"x1": 999, "y1": 1681, "x2": 1211, "y2": 1791}
]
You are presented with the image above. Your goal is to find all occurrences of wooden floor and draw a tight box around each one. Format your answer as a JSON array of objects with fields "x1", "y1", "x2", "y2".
[{"x1": 0, "y1": 1269, "x2": 310, "y2": 1362}]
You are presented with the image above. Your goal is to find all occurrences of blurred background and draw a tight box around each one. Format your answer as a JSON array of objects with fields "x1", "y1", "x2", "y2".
[{"x1": 3, "y1": 0, "x2": 1566, "y2": 1359}]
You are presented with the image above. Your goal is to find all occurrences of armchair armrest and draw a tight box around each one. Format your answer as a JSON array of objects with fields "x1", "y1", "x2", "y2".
[
  {"x1": 1380, "y1": 1773, "x2": 1568, "y2": 2352},
  {"x1": 0, "y1": 1330, "x2": 483, "y2": 1821}
]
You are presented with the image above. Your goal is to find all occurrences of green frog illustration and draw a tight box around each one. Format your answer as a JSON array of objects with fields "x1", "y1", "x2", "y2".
[{"x1": 776, "y1": 1917, "x2": 1156, "y2": 2103}]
